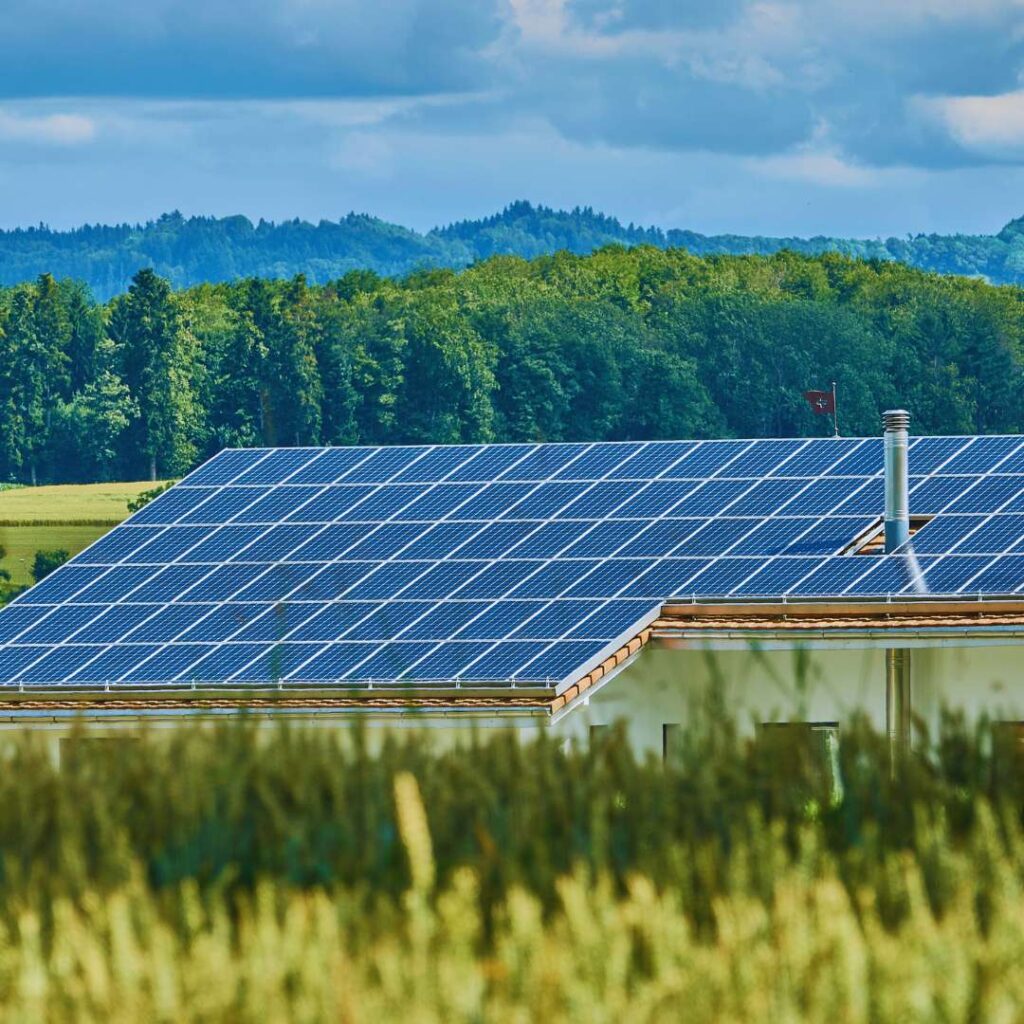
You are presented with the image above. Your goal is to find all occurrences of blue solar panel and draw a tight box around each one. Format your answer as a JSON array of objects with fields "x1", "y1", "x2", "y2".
[
  {"x1": 125, "y1": 603, "x2": 219, "y2": 642},
  {"x1": 405, "y1": 642, "x2": 495, "y2": 680},
  {"x1": 607, "y1": 442, "x2": 696, "y2": 479},
  {"x1": 400, "y1": 602, "x2": 492, "y2": 641},
  {"x1": 941, "y1": 436, "x2": 1023, "y2": 474},
  {"x1": 8, "y1": 435, "x2": 1024, "y2": 692},
  {"x1": 462, "y1": 641, "x2": 542, "y2": 681},
  {"x1": 122, "y1": 643, "x2": 212, "y2": 683},
  {"x1": 232, "y1": 603, "x2": 322, "y2": 642},
  {"x1": 557, "y1": 482, "x2": 643, "y2": 518},
  {"x1": 231, "y1": 448, "x2": 321, "y2": 484},
  {"x1": 399, "y1": 522, "x2": 483, "y2": 560},
  {"x1": 338, "y1": 485, "x2": 428, "y2": 521},
  {"x1": 906, "y1": 516, "x2": 988, "y2": 554},
  {"x1": 500, "y1": 444, "x2": 590, "y2": 481},
  {"x1": 70, "y1": 604, "x2": 157, "y2": 644},
  {"x1": 964, "y1": 555, "x2": 1024, "y2": 593},
  {"x1": 231, "y1": 643, "x2": 326, "y2": 683},
  {"x1": 346, "y1": 642, "x2": 435, "y2": 682},
  {"x1": 179, "y1": 487, "x2": 269, "y2": 524},
  {"x1": 734, "y1": 557, "x2": 821, "y2": 595},
  {"x1": 515, "y1": 640, "x2": 608, "y2": 682},
  {"x1": 286, "y1": 643, "x2": 376, "y2": 681},
  {"x1": 287, "y1": 602, "x2": 380, "y2": 641},
  {"x1": 130, "y1": 486, "x2": 218, "y2": 525},
  {"x1": 947, "y1": 476, "x2": 1024, "y2": 513},
  {"x1": 393, "y1": 484, "x2": 478, "y2": 520},
  {"x1": 723, "y1": 440, "x2": 806, "y2": 478},
  {"x1": 447, "y1": 445, "x2": 533, "y2": 482},
  {"x1": 453, "y1": 601, "x2": 548, "y2": 640},
  {"x1": 233, "y1": 486, "x2": 322, "y2": 523},
  {"x1": 668, "y1": 441, "x2": 750, "y2": 478},
  {"x1": 772, "y1": 439, "x2": 862, "y2": 477},
  {"x1": 845, "y1": 555, "x2": 935, "y2": 595},
  {"x1": 73, "y1": 566, "x2": 158, "y2": 603},
  {"x1": 287, "y1": 447, "x2": 374, "y2": 484},
  {"x1": 825, "y1": 440, "x2": 881, "y2": 476},
  {"x1": 392, "y1": 446, "x2": 479, "y2": 482},
  {"x1": 340, "y1": 446, "x2": 430, "y2": 483},
  {"x1": 181, "y1": 449, "x2": 269, "y2": 485},
  {"x1": 70, "y1": 644, "x2": 161, "y2": 683},
  {"x1": 566, "y1": 599, "x2": 656, "y2": 639},
  {"x1": 909, "y1": 437, "x2": 972, "y2": 474},
  {"x1": 282, "y1": 485, "x2": 376, "y2": 522},
  {"x1": 504, "y1": 483, "x2": 590, "y2": 519},
  {"x1": 554, "y1": 443, "x2": 645, "y2": 480}
]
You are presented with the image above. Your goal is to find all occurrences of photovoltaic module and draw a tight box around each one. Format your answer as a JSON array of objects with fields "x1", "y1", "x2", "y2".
[{"x1": 1, "y1": 435, "x2": 1023, "y2": 691}]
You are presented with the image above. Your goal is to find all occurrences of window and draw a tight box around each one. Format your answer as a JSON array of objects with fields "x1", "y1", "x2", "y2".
[
  {"x1": 758, "y1": 721, "x2": 844, "y2": 806},
  {"x1": 663, "y1": 723, "x2": 680, "y2": 762}
]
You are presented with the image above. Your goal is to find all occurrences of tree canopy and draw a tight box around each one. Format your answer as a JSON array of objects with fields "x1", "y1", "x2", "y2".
[{"x1": 1, "y1": 246, "x2": 1023, "y2": 485}]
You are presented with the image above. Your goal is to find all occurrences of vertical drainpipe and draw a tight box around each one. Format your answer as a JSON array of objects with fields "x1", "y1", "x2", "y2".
[{"x1": 883, "y1": 410, "x2": 912, "y2": 768}]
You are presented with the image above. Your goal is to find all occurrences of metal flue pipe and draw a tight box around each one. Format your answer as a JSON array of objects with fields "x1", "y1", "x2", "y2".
[{"x1": 883, "y1": 409, "x2": 910, "y2": 554}]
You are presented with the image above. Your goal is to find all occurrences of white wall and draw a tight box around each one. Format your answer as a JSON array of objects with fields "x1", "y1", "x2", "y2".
[{"x1": 558, "y1": 639, "x2": 1024, "y2": 755}]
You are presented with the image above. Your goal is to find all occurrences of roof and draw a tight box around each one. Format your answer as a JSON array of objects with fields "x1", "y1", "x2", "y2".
[{"x1": 1, "y1": 434, "x2": 1024, "y2": 694}]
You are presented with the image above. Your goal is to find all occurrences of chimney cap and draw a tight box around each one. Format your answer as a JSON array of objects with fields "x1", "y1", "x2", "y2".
[{"x1": 883, "y1": 409, "x2": 910, "y2": 432}]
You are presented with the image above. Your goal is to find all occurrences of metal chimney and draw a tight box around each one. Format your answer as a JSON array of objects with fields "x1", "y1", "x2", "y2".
[{"x1": 883, "y1": 409, "x2": 910, "y2": 553}]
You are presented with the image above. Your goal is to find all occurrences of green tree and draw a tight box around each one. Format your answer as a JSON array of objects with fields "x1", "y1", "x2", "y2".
[{"x1": 111, "y1": 269, "x2": 199, "y2": 479}]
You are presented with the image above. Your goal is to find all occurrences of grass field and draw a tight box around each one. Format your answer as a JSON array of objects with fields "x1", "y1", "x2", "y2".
[
  {"x1": 0, "y1": 715, "x2": 1018, "y2": 1020},
  {"x1": 0, "y1": 481, "x2": 166, "y2": 585}
]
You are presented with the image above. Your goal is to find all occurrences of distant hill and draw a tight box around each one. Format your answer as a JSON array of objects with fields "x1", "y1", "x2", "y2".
[{"x1": 1, "y1": 200, "x2": 1022, "y2": 299}]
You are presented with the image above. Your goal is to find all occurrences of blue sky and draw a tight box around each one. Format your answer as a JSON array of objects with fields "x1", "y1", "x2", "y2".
[{"x1": 2, "y1": 0, "x2": 1024, "y2": 236}]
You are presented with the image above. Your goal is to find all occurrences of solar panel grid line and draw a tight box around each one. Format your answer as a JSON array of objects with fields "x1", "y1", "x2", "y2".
[
  {"x1": 96, "y1": 446, "x2": 436, "y2": 686},
  {"x1": 66, "y1": 446, "x2": 357, "y2": 686},
  {"x1": 232, "y1": 443, "x2": 590, "y2": 684},
  {"x1": 327, "y1": 440, "x2": 722, "y2": 686},
  {"x1": 444, "y1": 437, "x2": 768, "y2": 683},
  {"x1": 402, "y1": 443, "x2": 725, "y2": 675},
  {"x1": 510, "y1": 599, "x2": 662, "y2": 687},
  {"x1": 315, "y1": 442, "x2": 644, "y2": 684},
  {"x1": 585, "y1": 436, "x2": 823, "y2": 598},
  {"x1": 945, "y1": 482, "x2": 1024, "y2": 595},
  {"x1": 196, "y1": 442, "x2": 507, "y2": 685},
  {"x1": 854, "y1": 437, "x2": 1024, "y2": 597},
  {"x1": 0, "y1": 447, "x2": 294, "y2": 686},
  {"x1": 761, "y1": 435, "x2": 1013, "y2": 599},
  {"x1": 266, "y1": 445, "x2": 583, "y2": 682},
  {"x1": 721, "y1": 440, "x2": 880, "y2": 596},
  {"x1": 277, "y1": 443, "x2": 672, "y2": 682},
  {"x1": 670, "y1": 440, "x2": 864, "y2": 572}
]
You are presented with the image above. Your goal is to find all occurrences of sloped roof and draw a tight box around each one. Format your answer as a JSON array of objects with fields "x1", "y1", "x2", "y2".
[{"x1": 1, "y1": 434, "x2": 1024, "y2": 694}]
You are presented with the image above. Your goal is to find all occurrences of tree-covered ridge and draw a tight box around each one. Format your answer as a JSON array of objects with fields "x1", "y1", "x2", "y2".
[
  {"x1": 1, "y1": 246, "x2": 1022, "y2": 485},
  {"x1": 3, "y1": 201, "x2": 1024, "y2": 299}
]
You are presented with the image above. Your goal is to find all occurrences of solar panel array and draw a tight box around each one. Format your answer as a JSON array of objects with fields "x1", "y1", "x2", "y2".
[{"x1": 3, "y1": 434, "x2": 1024, "y2": 692}]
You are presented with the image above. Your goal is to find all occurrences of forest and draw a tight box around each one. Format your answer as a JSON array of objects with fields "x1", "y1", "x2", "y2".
[
  {"x1": 4, "y1": 201, "x2": 1024, "y2": 300},
  {"x1": 1, "y1": 245, "x2": 1023, "y2": 485}
]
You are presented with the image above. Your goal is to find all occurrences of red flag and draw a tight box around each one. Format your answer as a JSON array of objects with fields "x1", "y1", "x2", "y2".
[{"x1": 803, "y1": 389, "x2": 835, "y2": 415}]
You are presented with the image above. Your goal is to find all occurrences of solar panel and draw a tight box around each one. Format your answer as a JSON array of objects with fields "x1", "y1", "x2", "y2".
[{"x1": 7, "y1": 436, "x2": 1024, "y2": 692}]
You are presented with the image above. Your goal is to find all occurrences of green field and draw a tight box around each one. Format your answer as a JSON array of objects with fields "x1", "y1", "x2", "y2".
[
  {"x1": 0, "y1": 481, "x2": 166, "y2": 585},
  {"x1": 0, "y1": 717, "x2": 1017, "y2": 1020}
]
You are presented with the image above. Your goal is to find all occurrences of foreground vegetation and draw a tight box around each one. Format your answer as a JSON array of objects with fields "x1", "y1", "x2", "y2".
[
  {"x1": 2, "y1": 245, "x2": 1024, "y2": 485},
  {"x1": 0, "y1": 714, "x2": 1021, "y2": 1019}
]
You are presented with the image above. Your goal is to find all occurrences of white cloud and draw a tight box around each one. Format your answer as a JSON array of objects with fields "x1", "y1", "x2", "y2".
[
  {"x1": 752, "y1": 149, "x2": 883, "y2": 187},
  {"x1": 0, "y1": 109, "x2": 96, "y2": 145},
  {"x1": 922, "y1": 90, "x2": 1024, "y2": 156}
]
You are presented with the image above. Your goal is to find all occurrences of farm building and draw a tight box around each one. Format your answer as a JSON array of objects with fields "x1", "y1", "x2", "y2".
[{"x1": 2, "y1": 411, "x2": 1024, "y2": 757}]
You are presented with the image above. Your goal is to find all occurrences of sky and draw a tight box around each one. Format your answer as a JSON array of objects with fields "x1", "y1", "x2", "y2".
[{"x1": 2, "y1": 0, "x2": 1024, "y2": 237}]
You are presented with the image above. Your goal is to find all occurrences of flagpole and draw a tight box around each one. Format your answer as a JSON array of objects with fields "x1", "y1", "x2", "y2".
[{"x1": 831, "y1": 381, "x2": 839, "y2": 437}]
